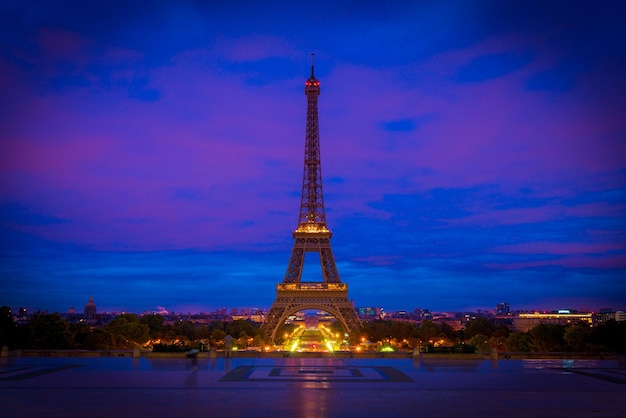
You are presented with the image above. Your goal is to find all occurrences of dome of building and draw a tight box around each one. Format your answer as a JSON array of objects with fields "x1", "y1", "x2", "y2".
[{"x1": 84, "y1": 295, "x2": 97, "y2": 319}]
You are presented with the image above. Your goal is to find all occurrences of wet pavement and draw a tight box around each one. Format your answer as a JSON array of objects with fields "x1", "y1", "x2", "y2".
[{"x1": 2, "y1": 356, "x2": 625, "y2": 417}]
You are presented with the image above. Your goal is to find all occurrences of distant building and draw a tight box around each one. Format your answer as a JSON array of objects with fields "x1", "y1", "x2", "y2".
[
  {"x1": 513, "y1": 310, "x2": 594, "y2": 332},
  {"x1": 304, "y1": 313, "x2": 319, "y2": 328},
  {"x1": 495, "y1": 302, "x2": 510, "y2": 316},
  {"x1": 390, "y1": 311, "x2": 409, "y2": 320},
  {"x1": 598, "y1": 308, "x2": 616, "y2": 324},
  {"x1": 597, "y1": 309, "x2": 626, "y2": 324},
  {"x1": 357, "y1": 307, "x2": 383, "y2": 320},
  {"x1": 84, "y1": 295, "x2": 97, "y2": 320},
  {"x1": 230, "y1": 307, "x2": 264, "y2": 323},
  {"x1": 414, "y1": 308, "x2": 433, "y2": 322},
  {"x1": 434, "y1": 315, "x2": 464, "y2": 330}
]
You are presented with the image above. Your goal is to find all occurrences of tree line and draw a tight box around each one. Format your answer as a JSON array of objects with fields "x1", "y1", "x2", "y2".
[
  {"x1": 1, "y1": 306, "x2": 624, "y2": 353},
  {"x1": 352, "y1": 317, "x2": 626, "y2": 353},
  {"x1": 0, "y1": 308, "x2": 263, "y2": 351}
]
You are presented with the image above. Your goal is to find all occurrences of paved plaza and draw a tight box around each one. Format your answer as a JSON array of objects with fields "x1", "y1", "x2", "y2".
[{"x1": 2, "y1": 355, "x2": 625, "y2": 417}]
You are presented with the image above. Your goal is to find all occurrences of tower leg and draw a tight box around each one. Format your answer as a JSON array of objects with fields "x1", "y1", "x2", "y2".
[{"x1": 262, "y1": 289, "x2": 362, "y2": 344}]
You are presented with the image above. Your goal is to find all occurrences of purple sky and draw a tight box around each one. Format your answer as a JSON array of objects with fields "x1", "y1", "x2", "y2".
[{"x1": 1, "y1": 1, "x2": 625, "y2": 314}]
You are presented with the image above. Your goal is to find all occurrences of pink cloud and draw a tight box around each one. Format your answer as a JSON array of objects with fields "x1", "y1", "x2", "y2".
[
  {"x1": 36, "y1": 28, "x2": 91, "y2": 59},
  {"x1": 349, "y1": 255, "x2": 402, "y2": 266},
  {"x1": 1, "y1": 52, "x2": 308, "y2": 250}
]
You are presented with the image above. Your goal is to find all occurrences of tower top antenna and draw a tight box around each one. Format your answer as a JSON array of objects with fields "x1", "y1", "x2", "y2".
[{"x1": 310, "y1": 52, "x2": 315, "y2": 78}]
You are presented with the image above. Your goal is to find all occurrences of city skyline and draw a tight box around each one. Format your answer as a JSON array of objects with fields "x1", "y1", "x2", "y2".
[
  {"x1": 1, "y1": 1, "x2": 625, "y2": 314},
  {"x1": 4, "y1": 295, "x2": 621, "y2": 318}
]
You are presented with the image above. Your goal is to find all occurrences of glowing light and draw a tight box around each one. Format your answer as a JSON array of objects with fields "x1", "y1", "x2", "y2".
[
  {"x1": 326, "y1": 341, "x2": 333, "y2": 352},
  {"x1": 295, "y1": 224, "x2": 329, "y2": 233},
  {"x1": 290, "y1": 341, "x2": 299, "y2": 352},
  {"x1": 380, "y1": 346, "x2": 394, "y2": 352}
]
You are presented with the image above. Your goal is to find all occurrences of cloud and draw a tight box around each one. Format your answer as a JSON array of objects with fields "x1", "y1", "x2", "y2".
[
  {"x1": 1, "y1": 1, "x2": 624, "y2": 312},
  {"x1": 455, "y1": 51, "x2": 534, "y2": 83},
  {"x1": 213, "y1": 35, "x2": 298, "y2": 63}
]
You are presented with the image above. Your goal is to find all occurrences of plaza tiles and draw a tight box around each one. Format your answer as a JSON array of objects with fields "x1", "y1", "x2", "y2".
[{"x1": 1, "y1": 355, "x2": 625, "y2": 417}]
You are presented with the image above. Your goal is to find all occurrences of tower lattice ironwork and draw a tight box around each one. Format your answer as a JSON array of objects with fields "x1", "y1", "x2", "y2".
[{"x1": 262, "y1": 55, "x2": 362, "y2": 343}]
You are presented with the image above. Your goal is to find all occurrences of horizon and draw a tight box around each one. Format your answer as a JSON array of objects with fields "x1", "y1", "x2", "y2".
[
  {"x1": 2, "y1": 1, "x2": 625, "y2": 314},
  {"x1": 5, "y1": 295, "x2": 623, "y2": 317}
]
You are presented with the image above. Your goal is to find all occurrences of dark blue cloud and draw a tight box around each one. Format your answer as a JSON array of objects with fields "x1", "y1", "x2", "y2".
[
  {"x1": 455, "y1": 51, "x2": 534, "y2": 83},
  {"x1": 1, "y1": 203, "x2": 68, "y2": 226},
  {"x1": 325, "y1": 176, "x2": 345, "y2": 185},
  {"x1": 525, "y1": 65, "x2": 579, "y2": 92},
  {"x1": 477, "y1": 0, "x2": 626, "y2": 91},
  {"x1": 381, "y1": 119, "x2": 415, "y2": 132},
  {"x1": 333, "y1": 183, "x2": 626, "y2": 273},
  {"x1": 171, "y1": 188, "x2": 204, "y2": 202},
  {"x1": 127, "y1": 78, "x2": 161, "y2": 101},
  {"x1": 218, "y1": 58, "x2": 302, "y2": 86},
  {"x1": 0, "y1": 236, "x2": 288, "y2": 312}
]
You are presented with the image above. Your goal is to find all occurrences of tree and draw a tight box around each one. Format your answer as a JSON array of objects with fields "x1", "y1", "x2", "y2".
[
  {"x1": 390, "y1": 321, "x2": 419, "y2": 341},
  {"x1": 274, "y1": 323, "x2": 296, "y2": 345},
  {"x1": 140, "y1": 314, "x2": 165, "y2": 338},
  {"x1": 173, "y1": 320, "x2": 196, "y2": 341},
  {"x1": 465, "y1": 317, "x2": 496, "y2": 339},
  {"x1": 492, "y1": 325, "x2": 510, "y2": 339},
  {"x1": 84, "y1": 329, "x2": 116, "y2": 350},
  {"x1": 329, "y1": 321, "x2": 346, "y2": 336},
  {"x1": 211, "y1": 328, "x2": 226, "y2": 344},
  {"x1": 70, "y1": 322, "x2": 92, "y2": 348},
  {"x1": 530, "y1": 324, "x2": 565, "y2": 352},
  {"x1": 348, "y1": 328, "x2": 363, "y2": 346},
  {"x1": 468, "y1": 334, "x2": 490, "y2": 352},
  {"x1": 365, "y1": 320, "x2": 393, "y2": 343},
  {"x1": 226, "y1": 320, "x2": 258, "y2": 339},
  {"x1": 29, "y1": 314, "x2": 73, "y2": 349},
  {"x1": 238, "y1": 331, "x2": 249, "y2": 349},
  {"x1": 252, "y1": 334, "x2": 264, "y2": 347},
  {"x1": 196, "y1": 325, "x2": 211, "y2": 340},
  {"x1": 505, "y1": 332, "x2": 533, "y2": 352},
  {"x1": 107, "y1": 314, "x2": 149, "y2": 348},
  {"x1": 564, "y1": 323, "x2": 592, "y2": 352},
  {"x1": 437, "y1": 322, "x2": 458, "y2": 341},
  {"x1": 591, "y1": 320, "x2": 626, "y2": 353},
  {"x1": 489, "y1": 335, "x2": 507, "y2": 352},
  {"x1": 0, "y1": 306, "x2": 16, "y2": 348},
  {"x1": 418, "y1": 320, "x2": 439, "y2": 342}
]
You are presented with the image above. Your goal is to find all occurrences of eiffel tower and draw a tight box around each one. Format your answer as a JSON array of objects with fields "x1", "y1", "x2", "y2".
[{"x1": 262, "y1": 55, "x2": 362, "y2": 343}]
